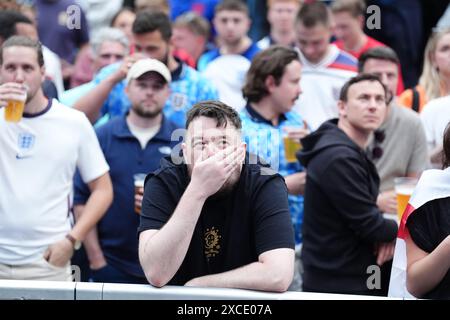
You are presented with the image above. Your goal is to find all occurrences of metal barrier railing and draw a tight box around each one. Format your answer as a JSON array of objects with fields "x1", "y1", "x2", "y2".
[{"x1": 0, "y1": 280, "x2": 397, "y2": 300}]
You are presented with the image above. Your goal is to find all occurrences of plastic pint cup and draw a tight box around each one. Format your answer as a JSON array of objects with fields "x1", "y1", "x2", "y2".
[
  {"x1": 134, "y1": 173, "x2": 146, "y2": 214},
  {"x1": 283, "y1": 136, "x2": 302, "y2": 163},
  {"x1": 4, "y1": 87, "x2": 27, "y2": 122},
  {"x1": 394, "y1": 177, "x2": 418, "y2": 222}
]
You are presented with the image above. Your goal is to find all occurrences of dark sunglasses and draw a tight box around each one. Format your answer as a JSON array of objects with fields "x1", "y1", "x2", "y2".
[{"x1": 371, "y1": 130, "x2": 385, "y2": 159}]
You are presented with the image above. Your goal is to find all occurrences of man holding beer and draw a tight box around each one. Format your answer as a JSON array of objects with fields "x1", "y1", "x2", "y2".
[
  {"x1": 240, "y1": 45, "x2": 307, "y2": 245},
  {"x1": 358, "y1": 47, "x2": 428, "y2": 217},
  {"x1": 73, "y1": 58, "x2": 180, "y2": 284},
  {"x1": 0, "y1": 36, "x2": 113, "y2": 281},
  {"x1": 297, "y1": 74, "x2": 398, "y2": 296},
  {"x1": 240, "y1": 46, "x2": 307, "y2": 290}
]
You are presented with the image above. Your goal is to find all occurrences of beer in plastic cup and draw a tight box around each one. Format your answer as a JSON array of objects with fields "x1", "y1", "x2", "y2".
[
  {"x1": 133, "y1": 173, "x2": 146, "y2": 214},
  {"x1": 283, "y1": 135, "x2": 302, "y2": 163},
  {"x1": 4, "y1": 87, "x2": 27, "y2": 122},
  {"x1": 394, "y1": 177, "x2": 418, "y2": 222}
]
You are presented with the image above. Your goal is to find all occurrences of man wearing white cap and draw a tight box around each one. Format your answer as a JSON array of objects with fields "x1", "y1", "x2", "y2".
[
  {"x1": 73, "y1": 59, "x2": 181, "y2": 283},
  {"x1": 73, "y1": 10, "x2": 218, "y2": 128}
]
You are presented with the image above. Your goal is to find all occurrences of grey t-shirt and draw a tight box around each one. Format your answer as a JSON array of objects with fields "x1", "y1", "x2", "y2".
[{"x1": 368, "y1": 103, "x2": 429, "y2": 192}]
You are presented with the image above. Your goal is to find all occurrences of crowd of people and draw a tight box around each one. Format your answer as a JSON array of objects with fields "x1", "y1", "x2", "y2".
[{"x1": 1, "y1": 0, "x2": 450, "y2": 299}]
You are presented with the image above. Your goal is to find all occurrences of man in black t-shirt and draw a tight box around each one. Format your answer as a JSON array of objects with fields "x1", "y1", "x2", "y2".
[{"x1": 138, "y1": 100, "x2": 295, "y2": 291}]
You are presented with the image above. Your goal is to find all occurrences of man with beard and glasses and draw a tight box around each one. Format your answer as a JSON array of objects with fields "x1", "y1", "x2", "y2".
[
  {"x1": 359, "y1": 47, "x2": 429, "y2": 216},
  {"x1": 138, "y1": 101, "x2": 295, "y2": 291},
  {"x1": 73, "y1": 10, "x2": 218, "y2": 128},
  {"x1": 72, "y1": 59, "x2": 180, "y2": 283}
]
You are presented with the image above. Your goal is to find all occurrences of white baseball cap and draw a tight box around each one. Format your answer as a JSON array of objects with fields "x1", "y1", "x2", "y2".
[{"x1": 126, "y1": 58, "x2": 171, "y2": 85}]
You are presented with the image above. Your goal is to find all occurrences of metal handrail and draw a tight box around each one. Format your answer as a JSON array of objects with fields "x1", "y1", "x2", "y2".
[{"x1": 0, "y1": 280, "x2": 397, "y2": 300}]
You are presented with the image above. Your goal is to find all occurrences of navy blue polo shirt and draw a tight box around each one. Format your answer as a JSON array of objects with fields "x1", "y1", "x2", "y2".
[{"x1": 73, "y1": 114, "x2": 181, "y2": 277}]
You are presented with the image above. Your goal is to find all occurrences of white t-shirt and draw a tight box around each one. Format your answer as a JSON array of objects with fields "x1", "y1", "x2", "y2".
[
  {"x1": 127, "y1": 119, "x2": 161, "y2": 150},
  {"x1": 0, "y1": 99, "x2": 109, "y2": 265},
  {"x1": 293, "y1": 45, "x2": 357, "y2": 130},
  {"x1": 420, "y1": 95, "x2": 450, "y2": 152},
  {"x1": 201, "y1": 54, "x2": 250, "y2": 112}
]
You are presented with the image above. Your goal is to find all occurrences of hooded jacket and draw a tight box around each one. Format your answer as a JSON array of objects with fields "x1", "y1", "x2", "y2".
[{"x1": 297, "y1": 119, "x2": 398, "y2": 294}]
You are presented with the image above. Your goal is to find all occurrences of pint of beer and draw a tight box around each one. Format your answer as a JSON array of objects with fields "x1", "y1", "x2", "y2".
[
  {"x1": 133, "y1": 173, "x2": 146, "y2": 214},
  {"x1": 4, "y1": 86, "x2": 27, "y2": 122},
  {"x1": 394, "y1": 177, "x2": 418, "y2": 222},
  {"x1": 283, "y1": 136, "x2": 302, "y2": 163},
  {"x1": 5, "y1": 99, "x2": 25, "y2": 122}
]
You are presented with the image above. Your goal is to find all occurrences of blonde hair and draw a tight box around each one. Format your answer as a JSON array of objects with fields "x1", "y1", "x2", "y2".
[
  {"x1": 419, "y1": 27, "x2": 450, "y2": 101},
  {"x1": 267, "y1": 0, "x2": 303, "y2": 8},
  {"x1": 135, "y1": 0, "x2": 170, "y2": 14},
  {"x1": 330, "y1": 0, "x2": 365, "y2": 17}
]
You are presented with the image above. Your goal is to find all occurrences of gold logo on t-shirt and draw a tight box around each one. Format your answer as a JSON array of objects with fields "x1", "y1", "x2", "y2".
[{"x1": 204, "y1": 227, "x2": 221, "y2": 258}]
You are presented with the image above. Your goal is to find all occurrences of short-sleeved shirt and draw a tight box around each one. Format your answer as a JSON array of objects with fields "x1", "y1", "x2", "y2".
[
  {"x1": 93, "y1": 61, "x2": 218, "y2": 127},
  {"x1": 240, "y1": 104, "x2": 305, "y2": 245},
  {"x1": 420, "y1": 95, "x2": 450, "y2": 155},
  {"x1": 138, "y1": 157, "x2": 295, "y2": 285},
  {"x1": 73, "y1": 115, "x2": 180, "y2": 277},
  {"x1": 367, "y1": 104, "x2": 429, "y2": 192},
  {"x1": 0, "y1": 99, "x2": 109, "y2": 265},
  {"x1": 407, "y1": 196, "x2": 450, "y2": 299},
  {"x1": 197, "y1": 43, "x2": 261, "y2": 111}
]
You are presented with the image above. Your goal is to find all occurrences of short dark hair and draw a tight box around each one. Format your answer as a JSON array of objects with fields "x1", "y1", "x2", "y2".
[
  {"x1": 339, "y1": 73, "x2": 387, "y2": 102},
  {"x1": 358, "y1": 46, "x2": 400, "y2": 72},
  {"x1": 132, "y1": 10, "x2": 172, "y2": 41},
  {"x1": 295, "y1": 1, "x2": 331, "y2": 28},
  {"x1": 0, "y1": 35, "x2": 44, "y2": 67},
  {"x1": 186, "y1": 100, "x2": 242, "y2": 130},
  {"x1": 330, "y1": 0, "x2": 365, "y2": 18},
  {"x1": 215, "y1": 0, "x2": 249, "y2": 16},
  {"x1": 243, "y1": 45, "x2": 300, "y2": 103},
  {"x1": 443, "y1": 122, "x2": 450, "y2": 169},
  {"x1": 0, "y1": 10, "x2": 33, "y2": 42}
]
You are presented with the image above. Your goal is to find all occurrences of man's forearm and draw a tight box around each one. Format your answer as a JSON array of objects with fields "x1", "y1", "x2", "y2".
[
  {"x1": 73, "y1": 76, "x2": 118, "y2": 123},
  {"x1": 185, "y1": 248, "x2": 294, "y2": 293},
  {"x1": 73, "y1": 205, "x2": 106, "y2": 269},
  {"x1": 140, "y1": 183, "x2": 207, "y2": 287},
  {"x1": 71, "y1": 174, "x2": 112, "y2": 241},
  {"x1": 284, "y1": 172, "x2": 306, "y2": 195}
]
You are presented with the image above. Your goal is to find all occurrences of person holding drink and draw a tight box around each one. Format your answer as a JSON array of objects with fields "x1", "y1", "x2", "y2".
[
  {"x1": 239, "y1": 46, "x2": 307, "y2": 290},
  {"x1": 0, "y1": 36, "x2": 113, "y2": 281},
  {"x1": 240, "y1": 46, "x2": 307, "y2": 245},
  {"x1": 358, "y1": 47, "x2": 428, "y2": 216},
  {"x1": 73, "y1": 58, "x2": 180, "y2": 284}
]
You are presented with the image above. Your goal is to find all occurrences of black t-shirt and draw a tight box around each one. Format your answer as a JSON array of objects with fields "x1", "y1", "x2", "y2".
[
  {"x1": 138, "y1": 157, "x2": 295, "y2": 285},
  {"x1": 407, "y1": 196, "x2": 450, "y2": 299}
]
